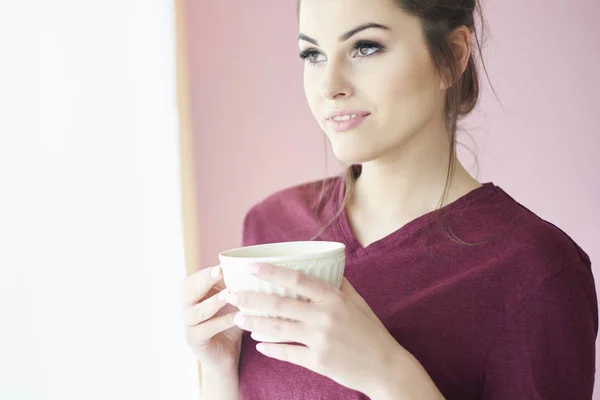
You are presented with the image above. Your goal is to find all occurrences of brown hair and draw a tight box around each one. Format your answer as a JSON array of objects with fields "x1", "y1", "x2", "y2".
[{"x1": 298, "y1": 0, "x2": 497, "y2": 245}]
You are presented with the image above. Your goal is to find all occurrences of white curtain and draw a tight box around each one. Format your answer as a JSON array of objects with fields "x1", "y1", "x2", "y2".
[{"x1": 0, "y1": 1, "x2": 199, "y2": 399}]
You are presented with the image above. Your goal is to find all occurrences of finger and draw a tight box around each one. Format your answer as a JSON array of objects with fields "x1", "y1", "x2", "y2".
[
  {"x1": 248, "y1": 263, "x2": 336, "y2": 302},
  {"x1": 255, "y1": 342, "x2": 314, "y2": 371},
  {"x1": 183, "y1": 265, "x2": 223, "y2": 306},
  {"x1": 187, "y1": 312, "x2": 239, "y2": 343},
  {"x1": 234, "y1": 314, "x2": 310, "y2": 345},
  {"x1": 228, "y1": 291, "x2": 316, "y2": 322},
  {"x1": 185, "y1": 288, "x2": 230, "y2": 327}
]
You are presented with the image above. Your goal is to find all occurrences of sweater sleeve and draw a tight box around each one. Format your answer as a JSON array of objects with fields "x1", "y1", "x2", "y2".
[{"x1": 481, "y1": 262, "x2": 598, "y2": 399}]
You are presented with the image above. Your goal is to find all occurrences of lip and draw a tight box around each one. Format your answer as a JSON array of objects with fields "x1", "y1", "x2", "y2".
[
  {"x1": 327, "y1": 113, "x2": 370, "y2": 132},
  {"x1": 326, "y1": 109, "x2": 370, "y2": 120}
]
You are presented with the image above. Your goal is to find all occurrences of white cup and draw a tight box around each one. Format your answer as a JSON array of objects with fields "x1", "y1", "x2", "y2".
[{"x1": 218, "y1": 241, "x2": 346, "y2": 342}]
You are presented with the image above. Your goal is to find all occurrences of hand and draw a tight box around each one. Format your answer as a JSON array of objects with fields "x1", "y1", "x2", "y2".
[
  {"x1": 183, "y1": 265, "x2": 243, "y2": 375},
  {"x1": 224, "y1": 263, "x2": 407, "y2": 397}
]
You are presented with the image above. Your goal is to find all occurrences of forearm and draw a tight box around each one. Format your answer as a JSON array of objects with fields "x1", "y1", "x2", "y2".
[
  {"x1": 201, "y1": 366, "x2": 240, "y2": 400},
  {"x1": 370, "y1": 349, "x2": 446, "y2": 400}
]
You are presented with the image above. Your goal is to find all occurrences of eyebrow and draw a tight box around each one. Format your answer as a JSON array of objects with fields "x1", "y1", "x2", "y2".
[{"x1": 298, "y1": 22, "x2": 391, "y2": 46}]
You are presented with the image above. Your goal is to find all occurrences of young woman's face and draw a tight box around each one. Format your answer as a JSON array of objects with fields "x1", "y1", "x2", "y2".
[{"x1": 298, "y1": 0, "x2": 445, "y2": 164}]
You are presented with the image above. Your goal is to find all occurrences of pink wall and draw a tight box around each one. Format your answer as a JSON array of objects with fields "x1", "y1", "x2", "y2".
[{"x1": 186, "y1": 0, "x2": 600, "y2": 394}]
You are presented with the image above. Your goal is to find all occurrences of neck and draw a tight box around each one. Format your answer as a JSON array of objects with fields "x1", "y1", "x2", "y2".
[{"x1": 350, "y1": 122, "x2": 480, "y2": 221}]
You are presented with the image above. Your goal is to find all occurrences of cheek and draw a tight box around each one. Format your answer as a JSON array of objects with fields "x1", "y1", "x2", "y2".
[
  {"x1": 303, "y1": 71, "x2": 321, "y2": 117},
  {"x1": 304, "y1": 72, "x2": 334, "y2": 138},
  {"x1": 381, "y1": 54, "x2": 441, "y2": 125}
]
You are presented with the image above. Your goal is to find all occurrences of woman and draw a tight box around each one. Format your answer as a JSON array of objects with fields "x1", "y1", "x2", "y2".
[{"x1": 183, "y1": 0, "x2": 598, "y2": 398}]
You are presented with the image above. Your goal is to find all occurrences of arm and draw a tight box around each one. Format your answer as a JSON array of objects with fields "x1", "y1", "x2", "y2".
[
  {"x1": 201, "y1": 366, "x2": 240, "y2": 400},
  {"x1": 481, "y1": 263, "x2": 598, "y2": 399},
  {"x1": 373, "y1": 262, "x2": 597, "y2": 400},
  {"x1": 199, "y1": 207, "x2": 253, "y2": 400},
  {"x1": 370, "y1": 349, "x2": 446, "y2": 400}
]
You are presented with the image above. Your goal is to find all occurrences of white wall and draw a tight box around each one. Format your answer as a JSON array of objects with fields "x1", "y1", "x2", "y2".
[{"x1": 0, "y1": 2, "x2": 198, "y2": 399}]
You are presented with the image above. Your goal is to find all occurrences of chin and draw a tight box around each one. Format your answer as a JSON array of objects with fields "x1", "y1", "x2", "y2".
[{"x1": 329, "y1": 142, "x2": 382, "y2": 165}]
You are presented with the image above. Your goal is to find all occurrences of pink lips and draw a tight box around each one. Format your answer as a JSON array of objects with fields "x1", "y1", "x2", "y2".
[{"x1": 327, "y1": 111, "x2": 371, "y2": 132}]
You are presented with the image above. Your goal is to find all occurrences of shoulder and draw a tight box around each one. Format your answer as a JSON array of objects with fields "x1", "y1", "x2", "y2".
[
  {"x1": 456, "y1": 184, "x2": 593, "y2": 291},
  {"x1": 478, "y1": 196, "x2": 598, "y2": 396},
  {"x1": 465, "y1": 187, "x2": 597, "y2": 394},
  {"x1": 241, "y1": 175, "x2": 341, "y2": 246},
  {"x1": 492, "y1": 186, "x2": 590, "y2": 270}
]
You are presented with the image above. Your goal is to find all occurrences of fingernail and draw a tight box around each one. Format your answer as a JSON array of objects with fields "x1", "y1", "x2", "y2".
[
  {"x1": 217, "y1": 289, "x2": 229, "y2": 302},
  {"x1": 211, "y1": 266, "x2": 221, "y2": 279},
  {"x1": 227, "y1": 292, "x2": 238, "y2": 306},
  {"x1": 233, "y1": 313, "x2": 245, "y2": 327}
]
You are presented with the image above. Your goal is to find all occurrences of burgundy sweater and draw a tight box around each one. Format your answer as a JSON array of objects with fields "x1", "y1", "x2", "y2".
[{"x1": 237, "y1": 175, "x2": 597, "y2": 399}]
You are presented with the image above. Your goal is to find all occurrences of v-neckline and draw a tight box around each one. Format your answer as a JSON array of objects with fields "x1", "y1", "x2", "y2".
[{"x1": 333, "y1": 174, "x2": 498, "y2": 259}]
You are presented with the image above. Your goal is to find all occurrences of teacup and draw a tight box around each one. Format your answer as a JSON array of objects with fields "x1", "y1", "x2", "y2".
[{"x1": 218, "y1": 241, "x2": 346, "y2": 342}]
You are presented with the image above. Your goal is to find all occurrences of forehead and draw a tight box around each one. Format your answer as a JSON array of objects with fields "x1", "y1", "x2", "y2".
[{"x1": 298, "y1": 0, "x2": 408, "y2": 39}]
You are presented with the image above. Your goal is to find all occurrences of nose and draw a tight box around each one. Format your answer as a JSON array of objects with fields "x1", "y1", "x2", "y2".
[{"x1": 319, "y1": 62, "x2": 353, "y2": 100}]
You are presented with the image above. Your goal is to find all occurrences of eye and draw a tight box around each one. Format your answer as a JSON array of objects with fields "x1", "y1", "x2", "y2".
[
  {"x1": 298, "y1": 49, "x2": 324, "y2": 65},
  {"x1": 298, "y1": 40, "x2": 385, "y2": 66},
  {"x1": 351, "y1": 40, "x2": 384, "y2": 58}
]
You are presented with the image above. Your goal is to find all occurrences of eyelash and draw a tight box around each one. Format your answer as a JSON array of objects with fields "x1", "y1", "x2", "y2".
[{"x1": 298, "y1": 40, "x2": 384, "y2": 65}]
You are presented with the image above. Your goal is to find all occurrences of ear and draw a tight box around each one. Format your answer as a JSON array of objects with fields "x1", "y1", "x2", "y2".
[{"x1": 440, "y1": 25, "x2": 472, "y2": 90}]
